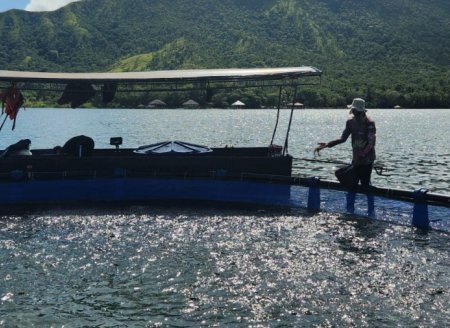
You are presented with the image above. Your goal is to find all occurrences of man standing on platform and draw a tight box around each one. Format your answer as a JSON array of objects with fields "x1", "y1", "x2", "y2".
[{"x1": 315, "y1": 98, "x2": 376, "y2": 216}]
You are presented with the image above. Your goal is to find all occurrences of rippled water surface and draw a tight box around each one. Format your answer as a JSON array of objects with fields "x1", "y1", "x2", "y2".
[
  {"x1": 1, "y1": 206, "x2": 449, "y2": 326},
  {"x1": 0, "y1": 108, "x2": 449, "y2": 326},
  {"x1": 2, "y1": 108, "x2": 449, "y2": 193}
]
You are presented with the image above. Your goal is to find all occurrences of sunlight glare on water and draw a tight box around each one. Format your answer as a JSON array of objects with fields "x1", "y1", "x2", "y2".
[
  {"x1": 0, "y1": 108, "x2": 449, "y2": 325},
  {"x1": 1, "y1": 206, "x2": 449, "y2": 326}
]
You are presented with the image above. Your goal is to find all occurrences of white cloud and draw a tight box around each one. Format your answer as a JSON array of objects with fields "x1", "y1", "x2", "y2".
[{"x1": 25, "y1": 0, "x2": 81, "y2": 12}]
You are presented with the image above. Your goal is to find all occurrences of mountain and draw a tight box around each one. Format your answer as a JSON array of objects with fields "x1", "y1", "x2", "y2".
[{"x1": 0, "y1": 0, "x2": 449, "y2": 108}]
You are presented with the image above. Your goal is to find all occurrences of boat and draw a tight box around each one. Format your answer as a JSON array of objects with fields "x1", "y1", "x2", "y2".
[{"x1": 0, "y1": 67, "x2": 448, "y2": 231}]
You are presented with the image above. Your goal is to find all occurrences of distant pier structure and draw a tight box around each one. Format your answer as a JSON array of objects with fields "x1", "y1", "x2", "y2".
[
  {"x1": 231, "y1": 100, "x2": 245, "y2": 109},
  {"x1": 183, "y1": 99, "x2": 200, "y2": 109}
]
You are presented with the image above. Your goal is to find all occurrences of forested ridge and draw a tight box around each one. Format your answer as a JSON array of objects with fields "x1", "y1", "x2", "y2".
[{"x1": 0, "y1": 0, "x2": 449, "y2": 108}]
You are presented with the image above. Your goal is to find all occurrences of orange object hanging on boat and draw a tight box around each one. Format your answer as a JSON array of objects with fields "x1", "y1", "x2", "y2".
[{"x1": 0, "y1": 84, "x2": 25, "y2": 131}]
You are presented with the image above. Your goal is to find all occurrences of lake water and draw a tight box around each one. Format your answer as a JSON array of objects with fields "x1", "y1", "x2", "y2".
[
  {"x1": 1, "y1": 108, "x2": 449, "y2": 193},
  {"x1": 0, "y1": 108, "x2": 449, "y2": 326}
]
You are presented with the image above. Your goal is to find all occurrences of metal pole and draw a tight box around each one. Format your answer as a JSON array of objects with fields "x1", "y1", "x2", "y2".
[{"x1": 283, "y1": 84, "x2": 298, "y2": 156}]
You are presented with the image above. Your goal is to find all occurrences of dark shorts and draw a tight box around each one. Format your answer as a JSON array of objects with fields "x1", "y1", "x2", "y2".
[
  {"x1": 354, "y1": 164, "x2": 373, "y2": 186},
  {"x1": 335, "y1": 163, "x2": 373, "y2": 188}
]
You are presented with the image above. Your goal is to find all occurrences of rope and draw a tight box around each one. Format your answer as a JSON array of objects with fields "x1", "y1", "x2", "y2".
[
  {"x1": 283, "y1": 84, "x2": 298, "y2": 156},
  {"x1": 294, "y1": 157, "x2": 391, "y2": 176},
  {"x1": 270, "y1": 86, "x2": 282, "y2": 146}
]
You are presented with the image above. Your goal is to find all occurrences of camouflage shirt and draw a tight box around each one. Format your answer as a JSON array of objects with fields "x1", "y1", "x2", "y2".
[{"x1": 327, "y1": 116, "x2": 376, "y2": 165}]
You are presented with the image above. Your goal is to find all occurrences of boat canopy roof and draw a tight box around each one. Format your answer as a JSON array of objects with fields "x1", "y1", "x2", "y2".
[{"x1": 0, "y1": 66, "x2": 321, "y2": 85}]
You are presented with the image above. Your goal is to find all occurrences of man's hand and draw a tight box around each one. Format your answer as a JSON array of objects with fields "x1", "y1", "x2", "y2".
[{"x1": 314, "y1": 142, "x2": 327, "y2": 156}]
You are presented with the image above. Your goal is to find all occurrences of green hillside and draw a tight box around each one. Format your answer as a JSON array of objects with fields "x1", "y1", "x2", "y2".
[{"x1": 0, "y1": 0, "x2": 449, "y2": 108}]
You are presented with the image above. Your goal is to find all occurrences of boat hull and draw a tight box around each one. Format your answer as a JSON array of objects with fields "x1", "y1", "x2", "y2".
[
  {"x1": 0, "y1": 146, "x2": 292, "y2": 207},
  {"x1": 0, "y1": 177, "x2": 292, "y2": 207}
]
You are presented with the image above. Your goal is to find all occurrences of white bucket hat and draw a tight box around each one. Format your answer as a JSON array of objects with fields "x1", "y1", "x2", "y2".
[{"x1": 347, "y1": 98, "x2": 366, "y2": 113}]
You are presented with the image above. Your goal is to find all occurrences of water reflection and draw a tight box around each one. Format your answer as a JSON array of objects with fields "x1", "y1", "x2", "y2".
[{"x1": 1, "y1": 206, "x2": 449, "y2": 326}]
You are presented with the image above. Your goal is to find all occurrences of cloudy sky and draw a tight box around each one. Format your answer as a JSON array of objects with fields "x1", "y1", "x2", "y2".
[{"x1": 0, "y1": 0, "x2": 81, "y2": 12}]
